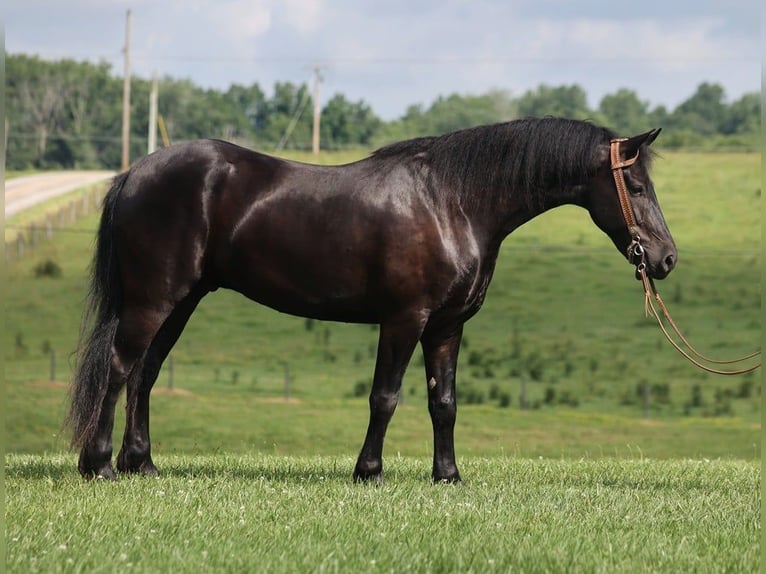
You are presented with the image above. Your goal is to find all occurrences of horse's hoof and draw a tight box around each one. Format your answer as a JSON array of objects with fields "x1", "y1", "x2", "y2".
[
  {"x1": 137, "y1": 461, "x2": 159, "y2": 477},
  {"x1": 79, "y1": 452, "x2": 117, "y2": 481},
  {"x1": 353, "y1": 466, "x2": 384, "y2": 485},
  {"x1": 117, "y1": 450, "x2": 159, "y2": 477}
]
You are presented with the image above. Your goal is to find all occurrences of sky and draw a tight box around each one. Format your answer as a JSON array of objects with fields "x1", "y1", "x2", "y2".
[{"x1": 3, "y1": 1, "x2": 762, "y2": 120}]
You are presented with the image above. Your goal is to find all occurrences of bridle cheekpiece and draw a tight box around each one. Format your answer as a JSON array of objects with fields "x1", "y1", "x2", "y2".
[{"x1": 609, "y1": 138, "x2": 645, "y2": 274}]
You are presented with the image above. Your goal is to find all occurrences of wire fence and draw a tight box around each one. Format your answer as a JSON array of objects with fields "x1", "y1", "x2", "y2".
[{"x1": 4, "y1": 185, "x2": 108, "y2": 263}]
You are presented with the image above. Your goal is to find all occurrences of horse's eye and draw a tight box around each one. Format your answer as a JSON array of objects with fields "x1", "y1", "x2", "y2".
[{"x1": 629, "y1": 185, "x2": 644, "y2": 196}]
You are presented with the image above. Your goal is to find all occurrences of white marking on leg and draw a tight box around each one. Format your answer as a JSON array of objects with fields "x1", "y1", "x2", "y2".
[{"x1": 428, "y1": 377, "x2": 437, "y2": 390}]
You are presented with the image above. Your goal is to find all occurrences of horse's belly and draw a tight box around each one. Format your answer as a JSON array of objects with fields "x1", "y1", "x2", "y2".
[
  {"x1": 237, "y1": 282, "x2": 378, "y2": 323},
  {"x1": 220, "y1": 247, "x2": 379, "y2": 323}
]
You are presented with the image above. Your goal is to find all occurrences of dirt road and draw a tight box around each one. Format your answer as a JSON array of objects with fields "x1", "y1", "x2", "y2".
[{"x1": 5, "y1": 171, "x2": 115, "y2": 217}]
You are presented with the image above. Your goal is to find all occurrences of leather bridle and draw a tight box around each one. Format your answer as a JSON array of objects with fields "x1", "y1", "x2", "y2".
[{"x1": 610, "y1": 138, "x2": 760, "y2": 375}]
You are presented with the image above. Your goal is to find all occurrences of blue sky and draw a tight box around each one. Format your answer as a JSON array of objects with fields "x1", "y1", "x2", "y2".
[{"x1": 4, "y1": 1, "x2": 761, "y2": 120}]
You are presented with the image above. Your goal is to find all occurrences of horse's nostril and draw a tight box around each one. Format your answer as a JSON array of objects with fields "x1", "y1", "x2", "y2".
[{"x1": 664, "y1": 253, "x2": 676, "y2": 270}]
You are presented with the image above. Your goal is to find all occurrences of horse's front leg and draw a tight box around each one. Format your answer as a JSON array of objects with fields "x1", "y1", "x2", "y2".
[
  {"x1": 421, "y1": 325, "x2": 463, "y2": 483},
  {"x1": 353, "y1": 313, "x2": 424, "y2": 483}
]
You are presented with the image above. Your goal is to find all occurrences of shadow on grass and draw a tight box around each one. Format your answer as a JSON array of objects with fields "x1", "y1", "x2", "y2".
[
  {"x1": 5, "y1": 455, "x2": 76, "y2": 480},
  {"x1": 159, "y1": 458, "x2": 432, "y2": 484},
  {"x1": 5, "y1": 454, "x2": 432, "y2": 484}
]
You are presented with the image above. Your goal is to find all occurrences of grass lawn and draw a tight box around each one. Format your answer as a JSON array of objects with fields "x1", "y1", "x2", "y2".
[
  {"x1": 5, "y1": 454, "x2": 760, "y2": 574},
  {"x1": 3, "y1": 150, "x2": 761, "y2": 572}
]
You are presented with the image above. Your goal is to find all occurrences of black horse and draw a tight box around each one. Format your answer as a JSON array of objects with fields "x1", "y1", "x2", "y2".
[{"x1": 67, "y1": 117, "x2": 676, "y2": 482}]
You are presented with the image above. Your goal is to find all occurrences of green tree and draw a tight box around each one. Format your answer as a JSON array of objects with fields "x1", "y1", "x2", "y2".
[
  {"x1": 598, "y1": 89, "x2": 650, "y2": 136},
  {"x1": 321, "y1": 93, "x2": 381, "y2": 148},
  {"x1": 516, "y1": 84, "x2": 591, "y2": 119},
  {"x1": 671, "y1": 82, "x2": 727, "y2": 135},
  {"x1": 381, "y1": 90, "x2": 515, "y2": 142},
  {"x1": 225, "y1": 83, "x2": 268, "y2": 134},
  {"x1": 6, "y1": 55, "x2": 123, "y2": 168},
  {"x1": 263, "y1": 82, "x2": 313, "y2": 148},
  {"x1": 5, "y1": 52, "x2": 763, "y2": 170},
  {"x1": 7, "y1": 55, "x2": 71, "y2": 167},
  {"x1": 722, "y1": 92, "x2": 760, "y2": 135}
]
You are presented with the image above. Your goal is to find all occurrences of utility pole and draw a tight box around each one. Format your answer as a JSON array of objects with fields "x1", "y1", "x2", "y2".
[
  {"x1": 121, "y1": 9, "x2": 132, "y2": 170},
  {"x1": 148, "y1": 72, "x2": 158, "y2": 154},
  {"x1": 311, "y1": 65, "x2": 322, "y2": 156}
]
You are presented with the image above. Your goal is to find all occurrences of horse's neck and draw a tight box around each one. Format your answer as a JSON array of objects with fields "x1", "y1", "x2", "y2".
[{"x1": 476, "y1": 180, "x2": 585, "y2": 250}]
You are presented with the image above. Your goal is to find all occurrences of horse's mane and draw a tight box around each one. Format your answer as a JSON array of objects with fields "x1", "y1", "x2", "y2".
[{"x1": 372, "y1": 117, "x2": 621, "y2": 213}]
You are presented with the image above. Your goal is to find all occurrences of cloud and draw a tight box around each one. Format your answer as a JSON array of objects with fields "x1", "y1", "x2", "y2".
[
  {"x1": 522, "y1": 17, "x2": 753, "y2": 68},
  {"x1": 208, "y1": 0, "x2": 273, "y2": 41},
  {"x1": 283, "y1": 0, "x2": 322, "y2": 35}
]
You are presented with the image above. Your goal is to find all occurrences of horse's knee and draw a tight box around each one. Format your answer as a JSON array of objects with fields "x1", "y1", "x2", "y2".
[
  {"x1": 369, "y1": 391, "x2": 399, "y2": 416},
  {"x1": 428, "y1": 393, "x2": 456, "y2": 420}
]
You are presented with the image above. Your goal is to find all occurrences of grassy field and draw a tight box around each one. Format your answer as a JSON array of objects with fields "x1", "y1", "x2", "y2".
[
  {"x1": 5, "y1": 454, "x2": 760, "y2": 573},
  {"x1": 4, "y1": 151, "x2": 761, "y2": 458},
  {"x1": 3, "y1": 150, "x2": 761, "y2": 573}
]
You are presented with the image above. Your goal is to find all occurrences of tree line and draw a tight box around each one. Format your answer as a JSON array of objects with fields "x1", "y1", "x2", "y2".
[{"x1": 6, "y1": 53, "x2": 761, "y2": 170}]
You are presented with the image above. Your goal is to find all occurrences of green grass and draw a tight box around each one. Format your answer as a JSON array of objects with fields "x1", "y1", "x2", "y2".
[
  {"x1": 275, "y1": 148, "x2": 370, "y2": 165},
  {"x1": 5, "y1": 454, "x2": 759, "y2": 573},
  {"x1": 3, "y1": 151, "x2": 761, "y2": 573},
  {"x1": 4, "y1": 151, "x2": 760, "y2": 459}
]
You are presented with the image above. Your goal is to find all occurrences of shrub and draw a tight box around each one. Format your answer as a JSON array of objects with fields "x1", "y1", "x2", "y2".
[
  {"x1": 352, "y1": 380, "x2": 369, "y2": 397},
  {"x1": 460, "y1": 382, "x2": 485, "y2": 405},
  {"x1": 34, "y1": 259, "x2": 62, "y2": 278},
  {"x1": 738, "y1": 378, "x2": 753, "y2": 398},
  {"x1": 558, "y1": 390, "x2": 580, "y2": 408}
]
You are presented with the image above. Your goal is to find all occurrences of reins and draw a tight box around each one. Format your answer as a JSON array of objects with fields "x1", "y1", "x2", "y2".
[{"x1": 610, "y1": 138, "x2": 761, "y2": 375}]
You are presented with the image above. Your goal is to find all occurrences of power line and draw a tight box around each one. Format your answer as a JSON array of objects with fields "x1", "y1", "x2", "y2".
[
  {"x1": 128, "y1": 54, "x2": 761, "y2": 65},
  {"x1": 13, "y1": 48, "x2": 758, "y2": 66}
]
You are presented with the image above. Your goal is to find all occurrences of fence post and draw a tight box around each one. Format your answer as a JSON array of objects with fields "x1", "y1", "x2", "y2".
[
  {"x1": 284, "y1": 363, "x2": 291, "y2": 400},
  {"x1": 50, "y1": 349, "x2": 57, "y2": 382},
  {"x1": 642, "y1": 380, "x2": 650, "y2": 419},
  {"x1": 520, "y1": 376, "x2": 528, "y2": 410}
]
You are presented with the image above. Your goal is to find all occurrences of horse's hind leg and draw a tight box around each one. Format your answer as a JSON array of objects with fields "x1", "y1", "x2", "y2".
[
  {"x1": 117, "y1": 288, "x2": 205, "y2": 475},
  {"x1": 77, "y1": 365, "x2": 126, "y2": 480},
  {"x1": 78, "y1": 307, "x2": 169, "y2": 479}
]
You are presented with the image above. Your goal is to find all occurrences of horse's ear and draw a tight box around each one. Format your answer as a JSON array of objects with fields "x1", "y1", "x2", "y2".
[{"x1": 621, "y1": 128, "x2": 661, "y2": 159}]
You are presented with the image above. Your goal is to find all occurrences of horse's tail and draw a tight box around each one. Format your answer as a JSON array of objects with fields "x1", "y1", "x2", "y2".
[{"x1": 66, "y1": 171, "x2": 129, "y2": 448}]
